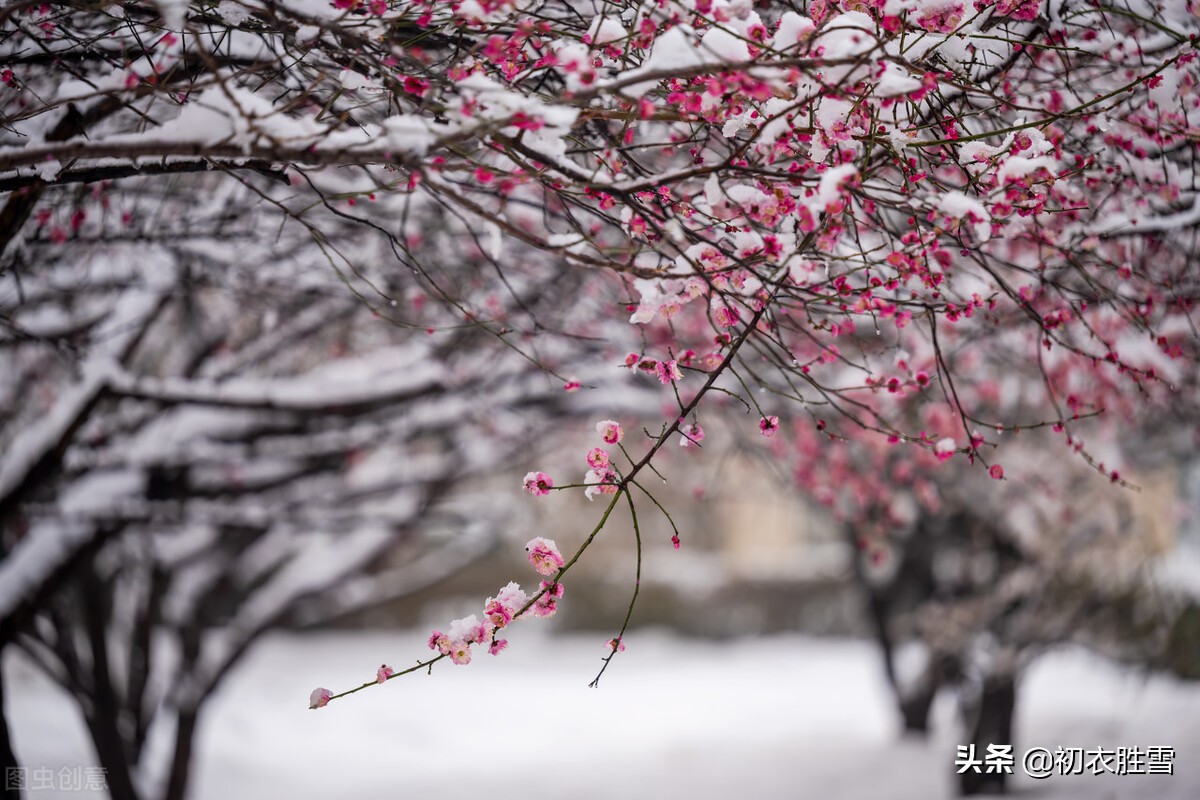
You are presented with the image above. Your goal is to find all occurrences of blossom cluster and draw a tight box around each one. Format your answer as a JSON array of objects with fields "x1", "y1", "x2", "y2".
[
  {"x1": 584, "y1": 420, "x2": 622, "y2": 500},
  {"x1": 426, "y1": 537, "x2": 565, "y2": 665},
  {"x1": 523, "y1": 420, "x2": 627, "y2": 502},
  {"x1": 309, "y1": 538, "x2": 566, "y2": 706}
]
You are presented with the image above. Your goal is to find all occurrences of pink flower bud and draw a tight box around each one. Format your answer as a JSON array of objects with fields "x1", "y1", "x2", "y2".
[{"x1": 309, "y1": 688, "x2": 332, "y2": 709}]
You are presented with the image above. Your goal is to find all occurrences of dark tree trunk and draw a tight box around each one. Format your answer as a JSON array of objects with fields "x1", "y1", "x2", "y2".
[
  {"x1": 860, "y1": 558, "x2": 945, "y2": 734},
  {"x1": 82, "y1": 572, "x2": 140, "y2": 800},
  {"x1": 0, "y1": 652, "x2": 22, "y2": 800},
  {"x1": 82, "y1": 713, "x2": 141, "y2": 800},
  {"x1": 959, "y1": 674, "x2": 1016, "y2": 796},
  {"x1": 162, "y1": 710, "x2": 199, "y2": 800},
  {"x1": 897, "y1": 659, "x2": 940, "y2": 733}
]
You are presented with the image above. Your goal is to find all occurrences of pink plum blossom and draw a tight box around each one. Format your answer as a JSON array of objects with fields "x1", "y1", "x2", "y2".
[
  {"x1": 586, "y1": 447, "x2": 610, "y2": 470},
  {"x1": 596, "y1": 419, "x2": 623, "y2": 444},
  {"x1": 483, "y1": 597, "x2": 513, "y2": 627},
  {"x1": 712, "y1": 302, "x2": 741, "y2": 328},
  {"x1": 654, "y1": 359, "x2": 683, "y2": 384},
  {"x1": 583, "y1": 468, "x2": 619, "y2": 500},
  {"x1": 523, "y1": 471, "x2": 554, "y2": 496},
  {"x1": 759, "y1": 416, "x2": 780, "y2": 438},
  {"x1": 525, "y1": 537, "x2": 565, "y2": 575},
  {"x1": 427, "y1": 630, "x2": 449, "y2": 654},
  {"x1": 484, "y1": 581, "x2": 528, "y2": 627},
  {"x1": 435, "y1": 614, "x2": 492, "y2": 666},
  {"x1": 532, "y1": 580, "x2": 564, "y2": 617},
  {"x1": 679, "y1": 422, "x2": 705, "y2": 447},
  {"x1": 448, "y1": 640, "x2": 473, "y2": 665},
  {"x1": 606, "y1": 637, "x2": 626, "y2": 653},
  {"x1": 489, "y1": 639, "x2": 509, "y2": 656},
  {"x1": 376, "y1": 664, "x2": 394, "y2": 683},
  {"x1": 448, "y1": 614, "x2": 490, "y2": 645}
]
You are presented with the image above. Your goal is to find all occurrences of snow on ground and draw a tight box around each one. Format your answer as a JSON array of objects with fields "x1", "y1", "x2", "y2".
[{"x1": 7, "y1": 631, "x2": 1200, "y2": 799}]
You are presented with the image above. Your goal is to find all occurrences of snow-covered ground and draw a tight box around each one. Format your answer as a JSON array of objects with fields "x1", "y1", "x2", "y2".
[{"x1": 7, "y1": 631, "x2": 1200, "y2": 799}]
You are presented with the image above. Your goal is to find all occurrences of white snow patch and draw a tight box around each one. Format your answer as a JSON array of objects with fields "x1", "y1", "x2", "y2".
[{"x1": 7, "y1": 633, "x2": 1200, "y2": 800}]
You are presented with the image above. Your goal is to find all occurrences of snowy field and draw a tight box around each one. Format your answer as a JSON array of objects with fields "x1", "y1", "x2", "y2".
[{"x1": 7, "y1": 631, "x2": 1200, "y2": 799}]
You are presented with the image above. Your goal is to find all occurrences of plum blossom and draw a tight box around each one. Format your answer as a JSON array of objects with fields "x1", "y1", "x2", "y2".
[
  {"x1": 448, "y1": 614, "x2": 490, "y2": 645},
  {"x1": 976, "y1": 0, "x2": 1041, "y2": 20},
  {"x1": 934, "y1": 437, "x2": 956, "y2": 462},
  {"x1": 586, "y1": 447, "x2": 610, "y2": 470},
  {"x1": 483, "y1": 597, "x2": 514, "y2": 628},
  {"x1": 989, "y1": 464, "x2": 1004, "y2": 479},
  {"x1": 428, "y1": 614, "x2": 494, "y2": 666},
  {"x1": 421, "y1": 549, "x2": 565, "y2": 672},
  {"x1": 654, "y1": 359, "x2": 683, "y2": 384},
  {"x1": 605, "y1": 637, "x2": 626, "y2": 653},
  {"x1": 583, "y1": 467, "x2": 619, "y2": 500},
  {"x1": 526, "y1": 537, "x2": 565, "y2": 575},
  {"x1": 596, "y1": 419, "x2": 623, "y2": 444},
  {"x1": 309, "y1": 687, "x2": 332, "y2": 709},
  {"x1": 914, "y1": 1, "x2": 964, "y2": 33},
  {"x1": 712, "y1": 301, "x2": 741, "y2": 328},
  {"x1": 484, "y1": 581, "x2": 528, "y2": 627},
  {"x1": 759, "y1": 416, "x2": 780, "y2": 437},
  {"x1": 428, "y1": 614, "x2": 493, "y2": 666},
  {"x1": 376, "y1": 664, "x2": 394, "y2": 683},
  {"x1": 679, "y1": 422, "x2": 705, "y2": 447},
  {"x1": 448, "y1": 640, "x2": 473, "y2": 665},
  {"x1": 532, "y1": 580, "x2": 564, "y2": 617},
  {"x1": 523, "y1": 471, "x2": 554, "y2": 496}
]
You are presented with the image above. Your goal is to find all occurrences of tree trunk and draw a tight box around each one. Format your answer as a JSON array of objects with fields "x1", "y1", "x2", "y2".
[
  {"x1": 897, "y1": 660, "x2": 940, "y2": 734},
  {"x1": 862, "y1": 575, "x2": 949, "y2": 734},
  {"x1": 81, "y1": 712, "x2": 139, "y2": 800},
  {"x1": 0, "y1": 651, "x2": 22, "y2": 800},
  {"x1": 82, "y1": 572, "x2": 140, "y2": 800},
  {"x1": 959, "y1": 674, "x2": 1016, "y2": 796},
  {"x1": 161, "y1": 710, "x2": 199, "y2": 800}
]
